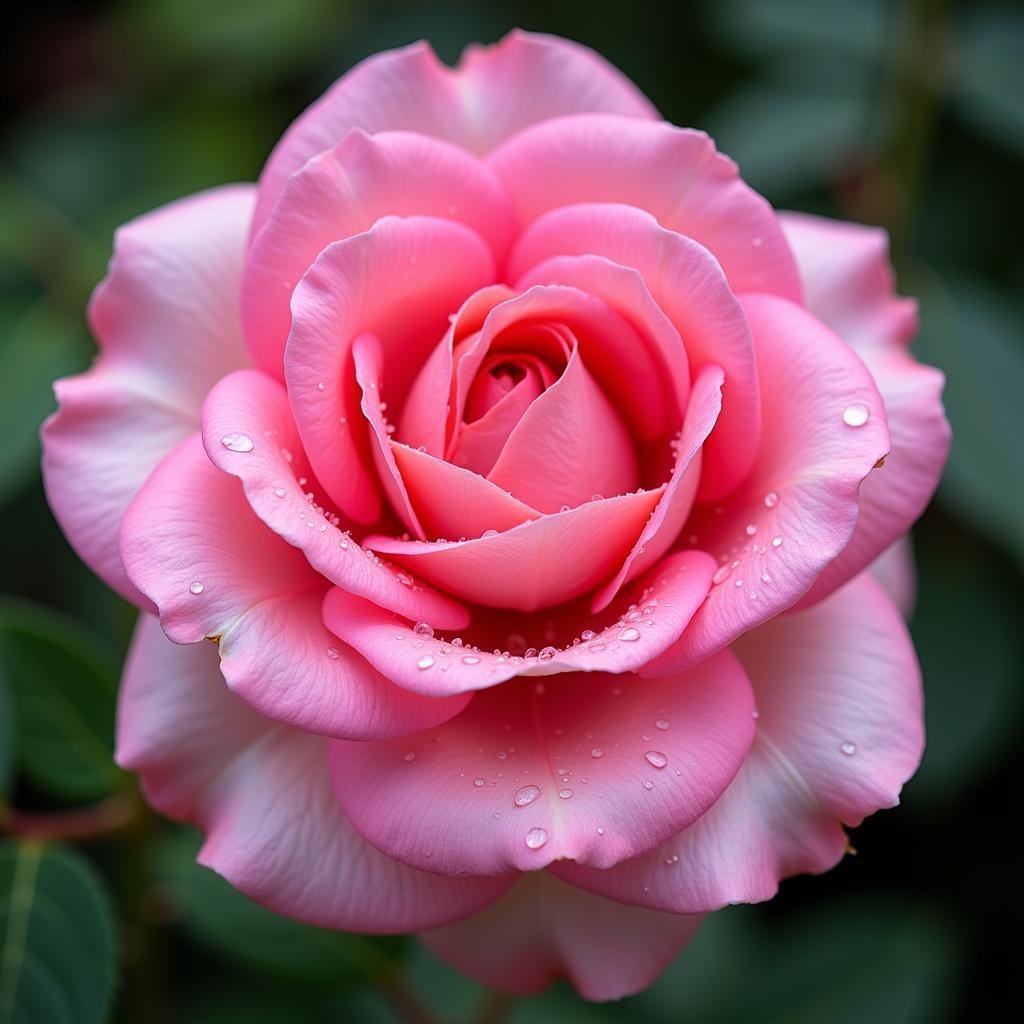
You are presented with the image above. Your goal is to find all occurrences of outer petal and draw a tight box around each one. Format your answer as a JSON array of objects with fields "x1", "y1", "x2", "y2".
[
  {"x1": 323, "y1": 551, "x2": 716, "y2": 696},
  {"x1": 364, "y1": 487, "x2": 664, "y2": 611},
  {"x1": 779, "y1": 212, "x2": 916, "y2": 353},
  {"x1": 420, "y1": 873, "x2": 702, "y2": 1002},
  {"x1": 781, "y1": 213, "x2": 949, "y2": 607},
  {"x1": 491, "y1": 114, "x2": 801, "y2": 301},
  {"x1": 252, "y1": 30, "x2": 657, "y2": 237},
  {"x1": 555, "y1": 573, "x2": 923, "y2": 913},
  {"x1": 645, "y1": 295, "x2": 889, "y2": 674},
  {"x1": 200, "y1": 369, "x2": 467, "y2": 629},
  {"x1": 285, "y1": 215, "x2": 494, "y2": 524},
  {"x1": 329, "y1": 650, "x2": 755, "y2": 876},
  {"x1": 117, "y1": 615, "x2": 510, "y2": 931},
  {"x1": 121, "y1": 435, "x2": 468, "y2": 738},
  {"x1": 244, "y1": 129, "x2": 516, "y2": 376},
  {"x1": 41, "y1": 185, "x2": 254, "y2": 605},
  {"x1": 509, "y1": 203, "x2": 757, "y2": 501},
  {"x1": 870, "y1": 537, "x2": 916, "y2": 618}
]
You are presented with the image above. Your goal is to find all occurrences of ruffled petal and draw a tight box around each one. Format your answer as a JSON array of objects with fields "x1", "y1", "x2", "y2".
[
  {"x1": 420, "y1": 872, "x2": 702, "y2": 1002},
  {"x1": 42, "y1": 185, "x2": 254, "y2": 605},
  {"x1": 252, "y1": 30, "x2": 657, "y2": 237},
  {"x1": 117, "y1": 615, "x2": 510, "y2": 931},
  {"x1": 554, "y1": 573, "x2": 922, "y2": 913},
  {"x1": 644, "y1": 295, "x2": 889, "y2": 674},
  {"x1": 121, "y1": 435, "x2": 467, "y2": 739},
  {"x1": 285, "y1": 216, "x2": 494, "y2": 524},
  {"x1": 329, "y1": 647, "x2": 754, "y2": 875}
]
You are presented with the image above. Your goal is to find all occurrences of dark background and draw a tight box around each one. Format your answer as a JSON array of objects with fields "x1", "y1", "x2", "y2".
[{"x1": 1, "y1": 1, "x2": 1021, "y2": 1021}]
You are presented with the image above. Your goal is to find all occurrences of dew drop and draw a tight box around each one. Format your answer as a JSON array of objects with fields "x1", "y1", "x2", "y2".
[
  {"x1": 712, "y1": 563, "x2": 733, "y2": 585},
  {"x1": 764, "y1": 490, "x2": 779, "y2": 508},
  {"x1": 417, "y1": 655, "x2": 435, "y2": 670},
  {"x1": 515, "y1": 785, "x2": 540, "y2": 807},
  {"x1": 597, "y1": 827, "x2": 605, "y2": 836},
  {"x1": 525, "y1": 827, "x2": 548, "y2": 850},
  {"x1": 474, "y1": 778, "x2": 485, "y2": 787},
  {"x1": 642, "y1": 780, "x2": 654, "y2": 790},
  {"x1": 461, "y1": 655, "x2": 481, "y2": 665},
  {"x1": 580, "y1": 629, "x2": 597, "y2": 641},
  {"x1": 189, "y1": 581, "x2": 204, "y2": 595},
  {"x1": 655, "y1": 718, "x2": 670, "y2": 731},
  {"x1": 618, "y1": 627, "x2": 641, "y2": 642},
  {"x1": 403, "y1": 751, "x2": 416, "y2": 763},
  {"x1": 397, "y1": 572, "x2": 414, "y2": 587},
  {"x1": 644, "y1": 750, "x2": 668, "y2": 769},
  {"x1": 771, "y1": 535, "x2": 784, "y2": 548},
  {"x1": 273, "y1": 487, "x2": 286, "y2": 498},
  {"x1": 840, "y1": 740, "x2": 857, "y2": 756},
  {"x1": 326, "y1": 646, "x2": 339, "y2": 660},
  {"x1": 219, "y1": 433, "x2": 254, "y2": 453},
  {"x1": 316, "y1": 381, "x2": 326, "y2": 391},
  {"x1": 842, "y1": 403, "x2": 870, "y2": 427},
  {"x1": 538, "y1": 646, "x2": 558, "y2": 661},
  {"x1": 481, "y1": 529, "x2": 499, "y2": 538},
  {"x1": 413, "y1": 621, "x2": 434, "y2": 638},
  {"x1": 745, "y1": 523, "x2": 758, "y2": 536},
  {"x1": 590, "y1": 748, "x2": 604, "y2": 759},
  {"x1": 558, "y1": 788, "x2": 573, "y2": 799}
]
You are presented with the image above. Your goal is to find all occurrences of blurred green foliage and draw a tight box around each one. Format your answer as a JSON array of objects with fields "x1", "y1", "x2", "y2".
[{"x1": 1, "y1": 0, "x2": 1020, "y2": 1021}]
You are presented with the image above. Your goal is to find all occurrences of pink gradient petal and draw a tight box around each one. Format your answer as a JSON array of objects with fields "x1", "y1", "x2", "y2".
[
  {"x1": 329, "y1": 648, "x2": 754, "y2": 876},
  {"x1": 451, "y1": 375, "x2": 543, "y2": 476},
  {"x1": 285, "y1": 216, "x2": 494, "y2": 524},
  {"x1": 352, "y1": 333, "x2": 426, "y2": 538},
  {"x1": 490, "y1": 114, "x2": 801, "y2": 301},
  {"x1": 420, "y1": 872, "x2": 702, "y2": 1001},
  {"x1": 555, "y1": 573, "x2": 922, "y2": 912},
  {"x1": 41, "y1": 185, "x2": 254, "y2": 606},
  {"x1": 780, "y1": 214, "x2": 949, "y2": 607},
  {"x1": 391, "y1": 443, "x2": 540, "y2": 540},
  {"x1": 870, "y1": 538, "x2": 917, "y2": 618},
  {"x1": 121, "y1": 435, "x2": 467, "y2": 738},
  {"x1": 514, "y1": 254, "x2": 689, "y2": 443},
  {"x1": 487, "y1": 344, "x2": 639, "y2": 512},
  {"x1": 643, "y1": 295, "x2": 890, "y2": 675},
  {"x1": 200, "y1": 369, "x2": 468, "y2": 627},
  {"x1": 780, "y1": 212, "x2": 916, "y2": 353},
  {"x1": 365, "y1": 487, "x2": 664, "y2": 611},
  {"x1": 593, "y1": 364, "x2": 723, "y2": 612},
  {"x1": 244, "y1": 129, "x2": 516, "y2": 376},
  {"x1": 252, "y1": 30, "x2": 657, "y2": 237},
  {"x1": 509, "y1": 203, "x2": 756, "y2": 501},
  {"x1": 117, "y1": 615, "x2": 510, "y2": 931},
  {"x1": 323, "y1": 551, "x2": 716, "y2": 696}
]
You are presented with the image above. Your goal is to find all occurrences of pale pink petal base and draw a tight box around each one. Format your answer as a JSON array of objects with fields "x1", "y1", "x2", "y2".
[{"x1": 421, "y1": 872, "x2": 702, "y2": 1002}]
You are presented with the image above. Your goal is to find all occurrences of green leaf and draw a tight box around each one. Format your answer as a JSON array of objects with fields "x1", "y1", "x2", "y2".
[
  {"x1": 0, "y1": 600, "x2": 123, "y2": 802},
  {"x1": 913, "y1": 276, "x2": 1024, "y2": 570},
  {"x1": 154, "y1": 827, "x2": 383, "y2": 984},
  {"x1": 0, "y1": 840, "x2": 118, "y2": 1024},
  {"x1": 631, "y1": 896, "x2": 960, "y2": 1023},
  {"x1": 0, "y1": 303, "x2": 88, "y2": 508},
  {"x1": 954, "y1": 5, "x2": 1024, "y2": 160}
]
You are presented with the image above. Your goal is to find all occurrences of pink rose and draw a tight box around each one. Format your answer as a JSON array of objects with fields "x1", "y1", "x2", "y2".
[{"x1": 42, "y1": 31, "x2": 950, "y2": 1000}]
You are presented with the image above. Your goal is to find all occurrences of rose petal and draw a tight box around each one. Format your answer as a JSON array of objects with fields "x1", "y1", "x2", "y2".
[
  {"x1": 244, "y1": 129, "x2": 516, "y2": 376},
  {"x1": 118, "y1": 614, "x2": 510, "y2": 931},
  {"x1": 365, "y1": 487, "x2": 664, "y2": 611},
  {"x1": 490, "y1": 113, "x2": 801, "y2": 301},
  {"x1": 870, "y1": 538, "x2": 916, "y2": 618},
  {"x1": 555, "y1": 573, "x2": 922, "y2": 913},
  {"x1": 323, "y1": 551, "x2": 716, "y2": 696},
  {"x1": 593, "y1": 364, "x2": 724, "y2": 612},
  {"x1": 42, "y1": 185, "x2": 254, "y2": 606},
  {"x1": 420, "y1": 872, "x2": 702, "y2": 1002},
  {"x1": 252, "y1": 30, "x2": 657, "y2": 237},
  {"x1": 509, "y1": 202, "x2": 756, "y2": 501},
  {"x1": 329, "y1": 647, "x2": 754, "y2": 875},
  {"x1": 643, "y1": 294, "x2": 889, "y2": 675},
  {"x1": 285, "y1": 216, "x2": 494, "y2": 524},
  {"x1": 200, "y1": 368, "x2": 468, "y2": 628}
]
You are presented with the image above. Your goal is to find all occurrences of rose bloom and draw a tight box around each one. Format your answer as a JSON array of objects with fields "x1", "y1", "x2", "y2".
[{"x1": 43, "y1": 31, "x2": 949, "y2": 1000}]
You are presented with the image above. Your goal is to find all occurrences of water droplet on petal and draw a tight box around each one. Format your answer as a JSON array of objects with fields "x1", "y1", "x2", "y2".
[
  {"x1": 525, "y1": 827, "x2": 548, "y2": 850},
  {"x1": 326, "y1": 646, "x2": 339, "y2": 660},
  {"x1": 219, "y1": 433, "x2": 254, "y2": 453},
  {"x1": 655, "y1": 718, "x2": 670, "y2": 731},
  {"x1": 413, "y1": 622, "x2": 434, "y2": 638},
  {"x1": 771, "y1": 535, "x2": 784, "y2": 548},
  {"x1": 591, "y1": 748, "x2": 604, "y2": 759},
  {"x1": 189, "y1": 581, "x2": 204, "y2": 595},
  {"x1": 597, "y1": 827, "x2": 605, "y2": 835},
  {"x1": 461, "y1": 655, "x2": 481, "y2": 665},
  {"x1": 474, "y1": 778, "x2": 485, "y2": 787},
  {"x1": 481, "y1": 529, "x2": 499, "y2": 538},
  {"x1": 842, "y1": 403, "x2": 870, "y2": 427},
  {"x1": 644, "y1": 750, "x2": 668, "y2": 769},
  {"x1": 515, "y1": 785, "x2": 540, "y2": 807},
  {"x1": 273, "y1": 487, "x2": 286, "y2": 498},
  {"x1": 712, "y1": 564, "x2": 733, "y2": 585},
  {"x1": 764, "y1": 490, "x2": 779, "y2": 508},
  {"x1": 538, "y1": 646, "x2": 558, "y2": 661},
  {"x1": 558, "y1": 788, "x2": 573, "y2": 799},
  {"x1": 316, "y1": 381, "x2": 326, "y2": 391},
  {"x1": 417, "y1": 655, "x2": 435, "y2": 670},
  {"x1": 642, "y1": 780, "x2": 655, "y2": 790},
  {"x1": 618, "y1": 627, "x2": 641, "y2": 642},
  {"x1": 580, "y1": 629, "x2": 597, "y2": 641},
  {"x1": 840, "y1": 740, "x2": 857, "y2": 756},
  {"x1": 403, "y1": 751, "x2": 416, "y2": 762}
]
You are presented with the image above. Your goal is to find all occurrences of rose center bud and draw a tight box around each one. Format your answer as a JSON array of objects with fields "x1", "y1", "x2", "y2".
[{"x1": 401, "y1": 307, "x2": 641, "y2": 516}]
